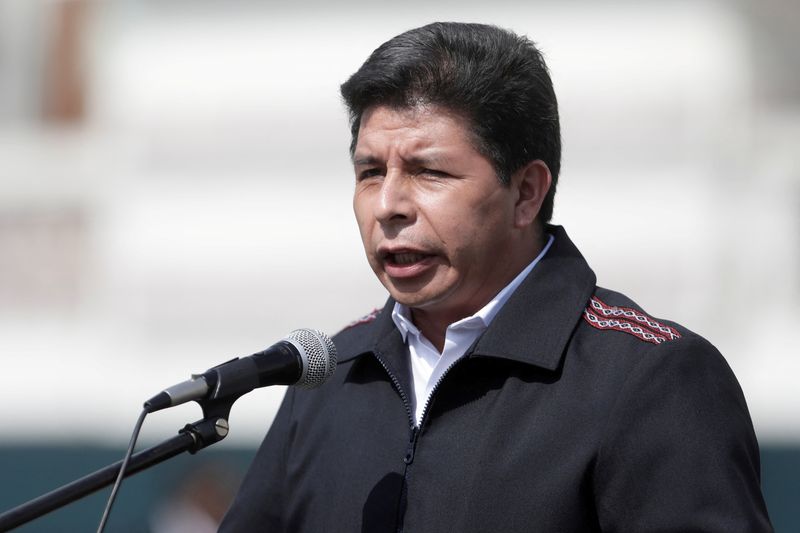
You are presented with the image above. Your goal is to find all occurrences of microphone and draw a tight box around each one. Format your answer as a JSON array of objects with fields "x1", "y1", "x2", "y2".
[{"x1": 144, "y1": 329, "x2": 337, "y2": 414}]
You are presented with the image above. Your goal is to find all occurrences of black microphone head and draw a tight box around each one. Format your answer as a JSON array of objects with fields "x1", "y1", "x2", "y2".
[{"x1": 285, "y1": 329, "x2": 337, "y2": 388}]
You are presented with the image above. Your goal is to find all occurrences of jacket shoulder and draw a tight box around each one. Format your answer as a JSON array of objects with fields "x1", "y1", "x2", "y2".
[
  {"x1": 331, "y1": 306, "x2": 384, "y2": 361},
  {"x1": 581, "y1": 287, "x2": 687, "y2": 346},
  {"x1": 573, "y1": 287, "x2": 737, "y2": 402}
]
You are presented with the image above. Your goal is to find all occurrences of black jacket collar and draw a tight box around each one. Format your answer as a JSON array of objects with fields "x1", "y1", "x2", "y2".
[{"x1": 338, "y1": 225, "x2": 596, "y2": 372}]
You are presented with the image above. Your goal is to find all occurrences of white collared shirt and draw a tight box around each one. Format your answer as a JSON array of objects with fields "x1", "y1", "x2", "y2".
[{"x1": 391, "y1": 234, "x2": 554, "y2": 426}]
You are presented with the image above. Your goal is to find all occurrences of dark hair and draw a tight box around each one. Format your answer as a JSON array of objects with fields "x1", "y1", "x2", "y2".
[{"x1": 340, "y1": 22, "x2": 561, "y2": 223}]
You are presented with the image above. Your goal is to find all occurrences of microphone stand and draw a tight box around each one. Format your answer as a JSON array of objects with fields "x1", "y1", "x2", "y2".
[{"x1": 0, "y1": 396, "x2": 237, "y2": 532}]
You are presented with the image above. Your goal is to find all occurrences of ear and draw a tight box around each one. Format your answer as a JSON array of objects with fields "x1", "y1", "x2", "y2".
[{"x1": 512, "y1": 160, "x2": 552, "y2": 228}]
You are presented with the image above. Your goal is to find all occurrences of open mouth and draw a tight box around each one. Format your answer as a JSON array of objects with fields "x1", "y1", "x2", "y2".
[
  {"x1": 385, "y1": 251, "x2": 431, "y2": 266},
  {"x1": 380, "y1": 249, "x2": 436, "y2": 278}
]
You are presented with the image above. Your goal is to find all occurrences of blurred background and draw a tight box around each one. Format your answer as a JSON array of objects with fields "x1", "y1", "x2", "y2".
[{"x1": 0, "y1": 0, "x2": 798, "y2": 530}]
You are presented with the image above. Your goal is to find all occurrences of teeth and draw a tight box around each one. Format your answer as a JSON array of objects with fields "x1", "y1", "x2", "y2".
[{"x1": 392, "y1": 252, "x2": 425, "y2": 265}]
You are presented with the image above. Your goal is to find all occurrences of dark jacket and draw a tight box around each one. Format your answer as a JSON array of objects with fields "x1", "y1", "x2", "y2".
[{"x1": 219, "y1": 226, "x2": 772, "y2": 532}]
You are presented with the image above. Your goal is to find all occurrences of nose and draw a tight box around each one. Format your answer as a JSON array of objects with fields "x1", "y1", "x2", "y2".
[{"x1": 374, "y1": 171, "x2": 415, "y2": 226}]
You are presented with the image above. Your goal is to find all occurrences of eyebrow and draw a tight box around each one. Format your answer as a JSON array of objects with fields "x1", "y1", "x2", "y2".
[
  {"x1": 353, "y1": 155, "x2": 381, "y2": 166},
  {"x1": 352, "y1": 154, "x2": 452, "y2": 167}
]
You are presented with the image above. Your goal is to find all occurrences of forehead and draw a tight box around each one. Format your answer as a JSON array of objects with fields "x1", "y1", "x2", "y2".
[{"x1": 354, "y1": 105, "x2": 476, "y2": 159}]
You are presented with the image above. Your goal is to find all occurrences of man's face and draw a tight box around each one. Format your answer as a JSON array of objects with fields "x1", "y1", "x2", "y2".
[{"x1": 352, "y1": 105, "x2": 525, "y2": 321}]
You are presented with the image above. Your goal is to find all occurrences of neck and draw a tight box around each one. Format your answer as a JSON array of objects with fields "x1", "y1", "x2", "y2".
[
  {"x1": 410, "y1": 307, "x2": 461, "y2": 353},
  {"x1": 410, "y1": 228, "x2": 546, "y2": 353}
]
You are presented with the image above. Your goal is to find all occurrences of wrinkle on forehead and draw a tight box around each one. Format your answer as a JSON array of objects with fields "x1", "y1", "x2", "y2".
[{"x1": 354, "y1": 105, "x2": 472, "y2": 164}]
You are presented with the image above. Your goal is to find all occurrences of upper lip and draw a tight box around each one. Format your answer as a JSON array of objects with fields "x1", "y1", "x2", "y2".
[{"x1": 377, "y1": 246, "x2": 433, "y2": 260}]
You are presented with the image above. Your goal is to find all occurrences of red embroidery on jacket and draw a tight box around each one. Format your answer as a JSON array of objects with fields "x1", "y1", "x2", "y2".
[
  {"x1": 583, "y1": 296, "x2": 681, "y2": 344},
  {"x1": 345, "y1": 308, "x2": 381, "y2": 329}
]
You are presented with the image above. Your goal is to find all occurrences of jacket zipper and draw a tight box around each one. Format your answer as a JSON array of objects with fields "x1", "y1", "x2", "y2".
[
  {"x1": 370, "y1": 351, "x2": 416, "y2": 431},
  {"x1": 417, "y1": 356, "x2": 467, "y2": 433},
  {"x1": 371, "y1": 350, "x2": 468, "y2": 532},
  {"x1": 404, "y1": 426, "x2": 419, "y2": 464},
  {"x1": 370, "y1": 351, "x2": 417, "y2": 533}
]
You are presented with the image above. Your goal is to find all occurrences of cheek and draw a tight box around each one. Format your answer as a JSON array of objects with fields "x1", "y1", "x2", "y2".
[
  {"x1": 355, "y1": 221, "x2": 375, "y2": 258},
  {"x1": 352, "y1": 198, "x2": 372, "y2": 239},
  {"x1": 447, "y1": 204, "x2": 512, "y2": 260},
  {"x1": 426, "y1": 196, "x2": 496, "y2": 239}
]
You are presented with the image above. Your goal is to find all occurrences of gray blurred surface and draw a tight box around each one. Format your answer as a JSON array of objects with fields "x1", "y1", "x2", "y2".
[{"x1": 0, "y1": 0, "x2": 797, "y2": 447}]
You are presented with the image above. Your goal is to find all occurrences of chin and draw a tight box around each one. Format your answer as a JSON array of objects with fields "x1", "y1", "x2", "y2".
[
  {"x1": 389, "y1": 287, "x2": 450, "y2": 311},
  {"x1": 389, "y1": 292, "x2": 426, "y2": 308},
  {"x1": 385, "y1": 287, "x2": 429, "y2": 308}
]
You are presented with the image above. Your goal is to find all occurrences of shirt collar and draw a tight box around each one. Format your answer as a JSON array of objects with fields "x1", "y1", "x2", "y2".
[{"x1": 391, "y1": 234, "x2": 555, "y2": 342}]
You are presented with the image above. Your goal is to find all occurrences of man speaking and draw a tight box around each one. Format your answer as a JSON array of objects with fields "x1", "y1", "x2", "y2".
[{"x1": 220, "y1": 22, "x2": 772, "y2": 532}]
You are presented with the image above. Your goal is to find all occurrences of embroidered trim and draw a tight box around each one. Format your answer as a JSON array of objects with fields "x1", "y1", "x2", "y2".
[
  {"x1": 345, "y1": 308, "x2": 381, "y2": 329},
  {"x1": 583, "y1": 296, "x2": 681, "y2": 344}
]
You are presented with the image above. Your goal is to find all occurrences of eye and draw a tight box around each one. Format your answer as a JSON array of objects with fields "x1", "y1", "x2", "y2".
[
  {"x1": 357, "y1": 168, "x2": 384, "y2": 181},
  {"x1": 418, "y1": 168, "x2": 449, "y2": 178}
]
